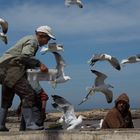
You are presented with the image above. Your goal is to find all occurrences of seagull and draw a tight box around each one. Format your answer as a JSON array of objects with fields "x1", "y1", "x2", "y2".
[
  {"x1": 79, "y1": 70, "x2": 113, "y2": 105},
  {"x1": 40, "y1": 42, "x2": 64, "y2": 54},
  {"x1": 121, "y1": 54, "x2": 140, "y2": 65},
  {"x1": 27, "y1": 52, "x2": 71, "y2": 88},
  {"x1": 0, "y1": 32, "x2": 8, "y2": 44},
  {"x1": 51, "y1": 95, "x2": 85, "y2": 130},
  {"x1": 0, "y1": 18, "x2": 8, "y2": 34},
  {"x1": 65, "y1": 0, "x2": 83, "y2": 8},
  {"x1": 49, "y1": 52, "x2": 71, "y2": 88},
  {"x1": 88, "y1": 53, "x2": 121, "y2": 71}
]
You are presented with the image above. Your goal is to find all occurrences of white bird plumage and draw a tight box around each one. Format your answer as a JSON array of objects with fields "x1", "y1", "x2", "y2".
[
  {"x1": 51, "y1": 95, "x2": 85, "y2": 130},
  {"x1": 40, "y1": 42, "x2": 64, "y2": 54},
  {"x1": 0, "y1": 18, "x2": 8, "y2": 34},
  {"x1": 79, "y1": 70, "x2": 113, "y2": 105},
  {"x1": 65, "y1": 0, "x2": 83, "y2": 8},
  {"x1": 49, "y1": 52, "x2": 71, "y2": 88},
  {"x1": 121, "y1": 54, "x2": 140, "y2": 65},
  {"x1": 88, "y1": 53, "x2": 121, "y2": 71}
]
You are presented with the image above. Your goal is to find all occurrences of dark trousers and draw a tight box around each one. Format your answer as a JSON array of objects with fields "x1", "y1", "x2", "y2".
[{"x1": 1, "y1": 76, "x2": 36, "y2": 109}]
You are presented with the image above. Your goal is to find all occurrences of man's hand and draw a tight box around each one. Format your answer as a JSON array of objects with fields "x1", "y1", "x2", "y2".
[{"x1": 40, "y1": 63, "x2": 48, "y2": 72}]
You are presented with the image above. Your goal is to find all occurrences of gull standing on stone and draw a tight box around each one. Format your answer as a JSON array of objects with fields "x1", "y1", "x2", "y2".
[
  {"x1": 49, "y1": 52, "x2": 71, "y2": 88},
  {"x1": 0, "y1": 32, "x2": 8, "y2": 44},
  {"x1": 88, "y1": 53, "x2": 121, "y2": 70},
  {"x1": 65, "y1": 0, "x2": 83, "y2": 8},
  {"x1": 0, "y1": 18, "x2": 8, "y2": 34},
  {"x1": 40, "y1": 42, "x2": 64, "y2": 54},
  {"x1": 51, "y1": 95, "x2": 85, "y2": 130},
  {"x1": 121, "y1": 54, "x2": 140, "y2": 65},
  {"x1": 79, "y1": 70, "x2": 113, "y2": 105}
]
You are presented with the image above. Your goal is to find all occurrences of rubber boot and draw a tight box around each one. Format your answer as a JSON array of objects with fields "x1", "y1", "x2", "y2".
[
  {"x1": 32, "y1": 107, "x2": 44, "y2": 127},
  {"x1": 0, "y1": 108, "x2": 9, "y2": 131},
  {"x1": 22, "y1": 108, "x2": 44, "y2": 130}
]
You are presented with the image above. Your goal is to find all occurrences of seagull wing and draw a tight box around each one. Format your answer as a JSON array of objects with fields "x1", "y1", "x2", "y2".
[
  {"x1": 48, "y1": 43, "x2": 57, "y2": 52},
  {"x1": 53, "y1": 52, "x2": 65, "y2": 78},
  {"x1": 0, "y1": 18, "x2": 8, "y2": 34},
  {"x1": 0, "y1": 33, "x2": 8, "y2": 44},
  {"x1": 51, "y1": 95, "x2": 77, "y2": 123},
  {"x1": 108, "y1": 56, "x2": 121, "y2": 70},
  {"x1": 121, "y1": 56, "x2": 137, "y2": 64},
  {"x1": 101, "y1": 88, "x2": 113, "y2": 103},
  {"x1": 136, "y1": 54, "x2": 140, "y2": 59},
  {"x1": 40, "y1": 46, "x2": 48, "y2": 54},
  {"x1": 91, "y1": 69, "x2": 107, "y2": 86},
  {"x1": 88, "y1": 54, "x2": 101, "y2": 66},
  {"x1": 77, "y1": 0, "x2": 83, "y2": 8}
]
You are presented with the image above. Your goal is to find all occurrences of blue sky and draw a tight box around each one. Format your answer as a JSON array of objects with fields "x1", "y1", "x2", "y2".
[{"x1": 0, "y1": 0, "x2": 140, "y2": 111}]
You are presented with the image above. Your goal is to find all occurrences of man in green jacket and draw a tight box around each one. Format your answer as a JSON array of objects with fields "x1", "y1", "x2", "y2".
[{"x1": 0, "y1": 25, "x2": 55, "y2": 131}]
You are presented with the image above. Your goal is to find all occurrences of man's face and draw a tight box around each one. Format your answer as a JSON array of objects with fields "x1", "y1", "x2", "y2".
[
  {"x1": 117, "y1": 100, "x2": 128, "y2": 113},
  {"x1": 36, "y1": 32, "x2": 51, "y2": 46}
]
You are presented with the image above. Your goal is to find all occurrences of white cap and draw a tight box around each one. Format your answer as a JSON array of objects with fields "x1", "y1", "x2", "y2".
[{"x1": 36, "y1": 25, "x2": 56, "y2": 40}]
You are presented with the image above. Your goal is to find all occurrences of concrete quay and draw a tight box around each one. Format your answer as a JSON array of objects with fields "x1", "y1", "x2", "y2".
[{"x1": 0, "y1": 129, "x2": 140, "y2": 140}]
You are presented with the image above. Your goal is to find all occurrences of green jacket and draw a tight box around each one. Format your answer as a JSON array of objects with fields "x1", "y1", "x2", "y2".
[{"x1": 0, "y1": 35, "x2": 41, "y2": 88}]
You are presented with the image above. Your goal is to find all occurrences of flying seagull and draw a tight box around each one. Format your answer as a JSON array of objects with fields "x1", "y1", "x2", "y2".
[
  {"x1": 65, "y1": 0, "x2": 83, "y2": 8},
  {"x1": 40, "y1": 42, "x2": 64, "y2": 54},
  {"x1": 51, "y1": 95, "x2": 85, "y2": 130},
  {"x1": 0, "y1": 18, "x2": 8, "y2": 34},
  {"x1": 27, "y1": 52, "x2": 71, "y2": 88},
  {"x1": 121, "y1": 54, "x2": 140, "y2": 65},
  {"x1": 79, "y1": 70, "x2": 113, "y2": 105},
  {"x1": 0, "y1": 32, "x2": 8, "y2": 44},
  {"x1": 49, "y1": 52, "x2": 71, "y2": 88},
  {"x1": 88, "y1": 53, "x2": 121, "y2": 71}
]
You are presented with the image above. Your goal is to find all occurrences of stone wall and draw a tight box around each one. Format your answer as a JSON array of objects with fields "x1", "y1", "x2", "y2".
[{"x1": 0, "y1": 129, "x2": 140, "y2": 140}]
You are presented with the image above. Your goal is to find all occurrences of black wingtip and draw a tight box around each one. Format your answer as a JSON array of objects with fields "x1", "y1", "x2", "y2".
[
  {"x1": 51, "y1": 103, "x2": 58, "y2": 108},
  {"x1": 116, "y1": 65, "x2": 121, "y2": 71},
  {"x1": 90, "y1": 69, "x2": 97, "y2": 73},
  {"x1": 107, "y1": 100, "x2": 112, "y2": 103}
]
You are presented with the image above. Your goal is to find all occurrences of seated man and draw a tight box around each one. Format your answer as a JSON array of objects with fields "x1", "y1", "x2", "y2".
[{"x1": 101, "y1": 93, "x2": 134, "y2": 129}]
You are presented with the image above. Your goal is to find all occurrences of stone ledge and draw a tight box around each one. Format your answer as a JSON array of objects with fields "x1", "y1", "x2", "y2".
[{"x1": 0, "y1": 129, "x2": 140, "y2": 140}]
